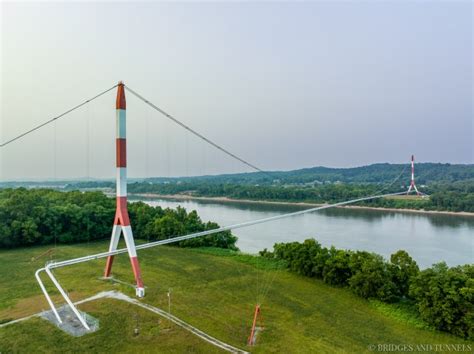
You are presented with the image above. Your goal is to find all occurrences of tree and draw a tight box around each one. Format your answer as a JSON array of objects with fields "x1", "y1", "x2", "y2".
[
  {"x1": 348, "y1": 253, "x2": 398, "y2": 302},
  {"x1": 409, "y1": 263, "x2": 473, "y2": 339},
  {"x1": 390, "y1": 250, "x2": 419, "y2": 298},
  {"x1": 322, "y1": 247, "x2": 352, "y2": 286},
  {"x1": 149, "y1": 215, "x2": 185, "y2": 241}
]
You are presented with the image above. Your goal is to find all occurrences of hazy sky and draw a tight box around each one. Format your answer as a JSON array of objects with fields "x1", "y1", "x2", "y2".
[{"x1": 1, "y1": 1, "x2": 472, "y2": 180}]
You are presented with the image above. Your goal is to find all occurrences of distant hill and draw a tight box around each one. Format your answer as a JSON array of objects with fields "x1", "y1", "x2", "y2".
[
  {"x1": 1, "y1": 163, "x2": 473, "y2": 189},
  {"x1": 144, "y1": 163, "x2": 474, "y2": 186}
]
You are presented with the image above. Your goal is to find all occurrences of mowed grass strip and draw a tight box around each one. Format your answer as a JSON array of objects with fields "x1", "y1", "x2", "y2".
[{"x1": 0, "y1": 242, "x2": 470, "y2": 353}]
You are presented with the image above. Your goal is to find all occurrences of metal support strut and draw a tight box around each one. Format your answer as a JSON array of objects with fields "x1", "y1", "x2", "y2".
[{"x1": 248, "y1": 304, "x2": 262, "y2": 346}]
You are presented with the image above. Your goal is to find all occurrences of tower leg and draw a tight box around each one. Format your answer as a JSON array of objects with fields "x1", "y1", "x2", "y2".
[
  {"x1": 122, "y1": 225, "x2": 145, "y2": 297},
  {"x1": 414, "y1": 184, "x2": 420, "y2": 195},
  {"x1": 104, "y1": 224, "x2": 121, "y2": 278}
]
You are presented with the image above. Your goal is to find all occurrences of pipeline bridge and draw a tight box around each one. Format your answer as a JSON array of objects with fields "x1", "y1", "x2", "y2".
[{"x1": 0, "y1": 82, "x2": 421, "y2": 345}]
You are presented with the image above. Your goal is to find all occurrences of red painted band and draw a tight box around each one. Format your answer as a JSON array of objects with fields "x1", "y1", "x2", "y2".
[
  {"x1": 104, "y1": 255, "x2": 114, "y2": 277},
  {"x1": 130, "y1": 256, "x2": 144, "y2": 288},
  {"x1": 116, "y1": 139, "x2": 127, "y2": 167},
  {"x1": 116, "y1": 83, "x2": 126, "y2": 110}
]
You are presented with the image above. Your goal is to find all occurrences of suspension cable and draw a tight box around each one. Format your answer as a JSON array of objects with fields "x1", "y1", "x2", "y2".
[
  {"x1": 124, "y1": 85, "x2": 275, "y2": 180},
  {"x1": 374, "y1": 164, "x2": 408, "y2": 195},
  {"x1": 0, "y1": 84, "x2": 118, "y2": 148}
]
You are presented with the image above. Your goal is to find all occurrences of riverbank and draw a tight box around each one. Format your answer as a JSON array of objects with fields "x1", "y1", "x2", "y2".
[{"x1": 130, "y1": 193, "x2": 474, "y2": 217}]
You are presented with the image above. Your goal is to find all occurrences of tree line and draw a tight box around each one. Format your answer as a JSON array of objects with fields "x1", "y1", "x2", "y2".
[
  {"x1": 0, "y1": 188, "x2": 237, "y2": 250},
  {"x1": 260, "y1": 239, "x2": 473, "y2": 339},
  {"x1": 126, "y1": 180, "x2": 474, "y2": 213}
]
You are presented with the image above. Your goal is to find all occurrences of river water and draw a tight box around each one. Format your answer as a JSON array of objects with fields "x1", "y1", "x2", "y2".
[{"x1": 138, "y1": 197, "x2": 473, "y2": 269}]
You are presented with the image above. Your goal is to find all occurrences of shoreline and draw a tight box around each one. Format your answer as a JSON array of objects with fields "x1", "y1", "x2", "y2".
[{"x1": 129, "y1": 193, "x2": 474, "y2": 217}]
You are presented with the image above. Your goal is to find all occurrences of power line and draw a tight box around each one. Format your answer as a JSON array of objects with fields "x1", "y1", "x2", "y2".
[
  {"x1": 0, "y1": 84, "x2": 118, "y2": 148},
  {"x1": 124, "y1": 85, "x2": 275, "y2": 180}
]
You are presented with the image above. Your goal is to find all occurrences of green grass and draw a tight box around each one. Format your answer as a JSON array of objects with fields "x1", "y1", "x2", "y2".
[
  {"x1": 0, "y1": 242, "x2": 470, "y2": 353},
  {"x1": 385, "y1": 195, "x2": 428, "y2": 201}
]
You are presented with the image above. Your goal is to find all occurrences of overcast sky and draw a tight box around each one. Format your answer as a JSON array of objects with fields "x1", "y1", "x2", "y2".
[{"x1": 1, "y1": 1, "x2": 472, "y2": 180}]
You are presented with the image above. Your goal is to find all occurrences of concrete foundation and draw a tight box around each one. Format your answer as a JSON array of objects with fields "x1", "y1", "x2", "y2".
[{"x1": 40, "y1": 305, "x2": 99, "y2": 337}]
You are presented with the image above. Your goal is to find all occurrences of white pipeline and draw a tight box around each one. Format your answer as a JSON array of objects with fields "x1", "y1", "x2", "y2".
[
  {"x1": 36, "y1": 190, "x2": 405, "y2": 329},
  {"x1": 44, "y1": 266, "x2": 90, "y2": 330},
  {"x1": 35, "y1": 268, "x2": 62, "y2": 324},
  {"x1": 47, "y1": 191, "x2": 406, "y2": 270}
]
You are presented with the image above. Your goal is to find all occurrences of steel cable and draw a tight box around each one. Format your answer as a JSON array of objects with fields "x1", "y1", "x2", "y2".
[
  {"x1": 124, "y1": 85, "x2": 275, "y2": 180},
  {"x1": 0, "y1": 84, "x2": 118, "y2": 148}
]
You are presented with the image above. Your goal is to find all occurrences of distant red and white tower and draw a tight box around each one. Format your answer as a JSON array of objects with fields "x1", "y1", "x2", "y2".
[
  {"x1": 104, "y1": 81, "x2": 145, "y2": 297},
  {"x1": 407, "y1": 155, "x2": 420, "y2": 195}
]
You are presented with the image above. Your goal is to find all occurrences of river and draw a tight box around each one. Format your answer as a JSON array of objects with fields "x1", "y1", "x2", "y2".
[{"x1": 137, "y1": 197, "x2": 473, "y2": 269}]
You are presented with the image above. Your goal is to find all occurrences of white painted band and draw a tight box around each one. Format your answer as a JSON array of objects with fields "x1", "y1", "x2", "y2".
[
  {"x1": 122, "y1": 225, "x2": 137, "y2": 257},
  {"x1": 117, "y1": 168, "x2": 127, "y2": 197},
  {"x1": 109, "y1": 225, "x2": 122, "y2": 251},
  {"x1": 116, "y1": 109, "x2": 126, "y2": 139}
]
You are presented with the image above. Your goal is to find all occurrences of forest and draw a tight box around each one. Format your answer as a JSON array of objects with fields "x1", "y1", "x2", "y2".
[
  {"x1": 260, "y1": 239, "x2": 473, "y2": 339},
  {"x1": 0, "y1": 188, "x2": 237, "y2": 250},
  {"x1": 125, "y1": 179, "x2": 474, "y2": 213}
]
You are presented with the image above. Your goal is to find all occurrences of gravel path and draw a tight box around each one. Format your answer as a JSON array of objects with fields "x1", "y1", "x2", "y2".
[{"x1": 1, "y1": 290, "x2": 249, "y2": 354}]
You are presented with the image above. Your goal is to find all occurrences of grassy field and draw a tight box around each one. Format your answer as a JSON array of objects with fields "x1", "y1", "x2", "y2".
[
  {"x1": 0, "y1": 241, "x2": 470, "y2": 353},
  {"x1": 384, "y1": 195, "x2": 429, "y2": 201}
]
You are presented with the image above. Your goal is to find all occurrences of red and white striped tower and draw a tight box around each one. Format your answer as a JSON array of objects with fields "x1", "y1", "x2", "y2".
[
  {"x1": 104, "y1": 81, "x2": 145, "y2": 297},
  {"x1": 407, "y1": 154, "x2": 420, "y2": 195}
]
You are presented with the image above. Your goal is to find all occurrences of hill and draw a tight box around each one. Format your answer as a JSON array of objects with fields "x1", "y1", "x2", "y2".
[
  {"x1": 141, "y1": 162, "x2": 474, "y2": 185},
  {"x1": 2, "y1": 162, "x2": 473, "y2": 189}
]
